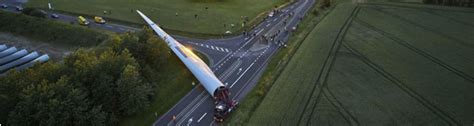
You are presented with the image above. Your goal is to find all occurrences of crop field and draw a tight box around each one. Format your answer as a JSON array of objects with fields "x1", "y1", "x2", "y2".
[
  {"x1": 26, "y1": 0, "x2": 285, "y2": 35},
  {"x1": 246, "y1": 2, "x2": 474, "y2": 125}
]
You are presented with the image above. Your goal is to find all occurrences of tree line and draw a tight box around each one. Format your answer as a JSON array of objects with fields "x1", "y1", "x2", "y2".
[{"x1": 0, "y1": 27, "x2": 183, "y2": 125}]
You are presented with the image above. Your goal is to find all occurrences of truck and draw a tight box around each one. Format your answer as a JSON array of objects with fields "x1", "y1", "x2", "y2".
[
  {"x1": 136, "y1": 10, "x2": 238, "y2": 123},
  {"x1": 77, "y1": 16, "x2": 89, "y2": 26}
]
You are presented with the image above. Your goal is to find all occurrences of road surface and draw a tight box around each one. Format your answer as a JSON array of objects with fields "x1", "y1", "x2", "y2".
[
  {"x1": 153, "y1": 0, "x2": 315, "y2": 125},
  {"x1": 0, "y1": 0, "x2": 315, "y2": 125}
]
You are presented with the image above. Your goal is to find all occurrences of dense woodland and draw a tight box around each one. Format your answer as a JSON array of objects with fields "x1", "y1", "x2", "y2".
[{"x1": 0, "y1": 11, "x2": 184, "y2": 125}]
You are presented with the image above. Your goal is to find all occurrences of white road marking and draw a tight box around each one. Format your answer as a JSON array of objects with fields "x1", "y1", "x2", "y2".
[
  {"x1": 266, "y1": 24, "x2": 271, "y2": 27},
  {"x1": 254, "y1": 28, "x2": 260, "y2": 33},
  {"x1": 256, "y1": 29, "x2": 264, "y2": 35},
  {"x1": 186, "y1": 118, "x2": 193, "y2": 126},
  {"x1": 211, "y1": 46, "x2": 215, "y2": 50},
  {"x1": 225, "y1": 49, "x2": 229, "y2": 52},
  {"x1": 206, "y1": 45, "x2": 209, "y2": 48},
  {"x1": 177, "y1": 92, "x2": 208, "y2": 125},
  {"x1": 201, "y1": 44, "x2": 204, "y2": 46},
  {"x1": 273, "y1": 18, "x2": 278, "y2": 22},
  {"x1": 197, "y1": 113, "x2": 207, "y2": 123},
  {"x1": 230, "y1": 47, "x2": 270, "y2": 88}
]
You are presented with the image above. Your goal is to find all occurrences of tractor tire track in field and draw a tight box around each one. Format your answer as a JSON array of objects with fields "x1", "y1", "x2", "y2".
[
  {"x1": 342, "y1": 42, "x2": 460, "y2": 126},
  {"x1": 361, "y1": 3, "x2": 474, "y2": 13},
  {"x1": 366, "y1": 6, "x2": 474, "y2": 49},
  {"x1": 369, "y1": 5, "x2": 474, "y2": 28},
  {"x1": 322, "y1": 83, "x2": 361, "y2": 126},
  {"x1": 354, "y1": 19, "x2": 474, "y2": 83},
  {"x1": 422, "y1": 11, "x2": 474, "y2": 28},
  {"x1": 296, "y1": 6, "x2": 361, "y2": 126}
]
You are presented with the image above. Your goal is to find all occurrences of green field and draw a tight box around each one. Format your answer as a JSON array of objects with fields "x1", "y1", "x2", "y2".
[
  {"x1": 26, "y1": 0, "x2": 286, "y2": 35},
  {"x1": 244, "y1": 2, "x2": 474, "y2": 125}
]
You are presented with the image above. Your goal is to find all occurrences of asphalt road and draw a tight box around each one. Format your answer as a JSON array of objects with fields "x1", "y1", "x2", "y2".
[
  {"x1": 154, "y1": 0, "x2": 315, "y2": 125},
  {"x1": 0, "y1": 0, "x2": 139, "y2": 33},
  {"x1": 0, "y1": 0, "x2": 314, "y2": 125}
]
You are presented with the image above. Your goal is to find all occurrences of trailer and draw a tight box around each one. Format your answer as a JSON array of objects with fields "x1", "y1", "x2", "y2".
[{"x1": 136, "y1": 10, "x2": 238, "y2": 122}]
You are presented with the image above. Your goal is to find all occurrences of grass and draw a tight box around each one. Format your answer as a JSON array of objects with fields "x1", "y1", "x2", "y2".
[
  {"x1": 226, "y1": 1, "x2": 332, "y2": 124},
  {"x1": 240, "y1": 1, "x2": 474, "y2": 125},
  {"x1": 26, "y1": 0, "x2": 287, "y2": 35}
]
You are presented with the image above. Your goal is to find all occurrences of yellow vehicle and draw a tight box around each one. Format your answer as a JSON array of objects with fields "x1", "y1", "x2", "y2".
[
  {"x1": 77, "y1": 16, "x2": 90, "y2": 26},
  {"x1": 94, "y1": 16, "x2": 106, "y2": 24}
]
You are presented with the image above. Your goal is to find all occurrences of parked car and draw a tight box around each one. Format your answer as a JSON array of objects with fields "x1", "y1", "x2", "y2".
[
  {"x1": 268, "y1": 11, "x2": 274, "y2": 17},
  {"x1": 94, "y1": 16, "x2": 106, "y2": 24},
  {"x1": 78, "y1": 16, "x2": 90, "y2": 26},
  {"x1": 15, "y1": 6, "x2": 23, "y2": 11},
  {"x1": 51, "y1": 14, "x2": 59, "y2": 19},
  {"x1": 0, "y1": 4, "x2": 8, "y2": 9}
]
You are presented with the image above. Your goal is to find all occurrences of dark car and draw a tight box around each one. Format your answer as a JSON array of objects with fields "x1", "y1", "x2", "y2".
[
  {"x1": 51, "y1": 14, "x2": 59, "y2": 19},
  {"x1": 0, "y1": 4, "x2": 8, "y2": 9},
  {"x1": 15, "y1": 6, "x2": 23, "y2": 11}
]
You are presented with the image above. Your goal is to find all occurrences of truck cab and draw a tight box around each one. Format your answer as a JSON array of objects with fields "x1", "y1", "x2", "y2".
[{"x1": 213, "y1": 87, "x2": 238, "y2": 122}]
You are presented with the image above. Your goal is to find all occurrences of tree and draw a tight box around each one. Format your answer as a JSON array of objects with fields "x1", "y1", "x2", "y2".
[
  {"x1": 7, "y1": 77, "x2": 107, "y2": 126},
  {"x1": 117, "y1": 64, "x2": 153, "y2": 115}
]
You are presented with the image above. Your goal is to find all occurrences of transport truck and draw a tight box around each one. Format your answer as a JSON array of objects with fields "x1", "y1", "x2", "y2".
[{"x1": 136, "y1": 10, "x2": 238, "y2": 122}]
